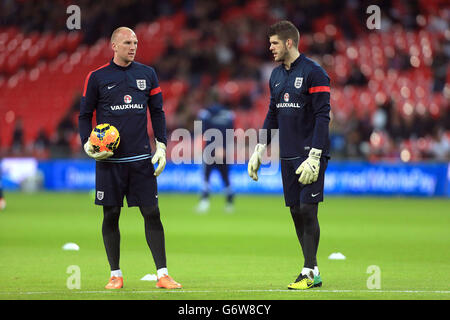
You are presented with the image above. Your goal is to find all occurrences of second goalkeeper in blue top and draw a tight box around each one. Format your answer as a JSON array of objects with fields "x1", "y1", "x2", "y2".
[{"x1": 248, "y1": 21, "x2": 331, "y2": 290}]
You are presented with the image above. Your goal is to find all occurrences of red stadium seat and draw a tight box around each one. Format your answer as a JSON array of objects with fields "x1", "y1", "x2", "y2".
[
  {"x1": 65, "y1": 32, "x2": 82, "y2": 52},
  {"x1": 46, "y1": 32, "x2": 66, "y2": 59},
  {"x1": 5, "y1": 54, "x2": 21, "y2": 75},
  {"x1": 26, "y1": 44, "x2": 43, "y2": 67},
  {"x1": 0, "y1": 52, "x2": 6, "y2": 73}
]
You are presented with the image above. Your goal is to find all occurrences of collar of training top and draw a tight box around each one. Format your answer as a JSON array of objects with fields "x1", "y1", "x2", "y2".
[
  {"x1": 110, "y1": 58, "x2": 134, "y2": 70},
  {"x1": 283, "y1": 53, "x2": 304, "y2": 70}
]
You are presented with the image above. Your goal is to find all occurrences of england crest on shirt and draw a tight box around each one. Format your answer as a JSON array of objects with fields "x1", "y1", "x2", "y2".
[
  {"x1": 97, "y1": 191, "x2": 104, "y2": 200},
  {"x1": 294, "y1": 77, "x2": 303, "y2": 89},
  {"x1": 136, "y1": 79, "x2": 146, "y2": 90}
]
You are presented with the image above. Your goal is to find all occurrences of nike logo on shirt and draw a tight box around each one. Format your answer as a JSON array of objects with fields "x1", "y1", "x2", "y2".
[
  {"x1": 107, "y1": 85, "x2": 116, "y2": 89},
  {"x1": 311, "y1": 192, "x2": 320, "y2": 197}
]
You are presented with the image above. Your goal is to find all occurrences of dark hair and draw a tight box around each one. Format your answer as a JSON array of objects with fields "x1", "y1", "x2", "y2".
[{"x1": 268, "y1": 20, "x2": 300, "y2": 48}]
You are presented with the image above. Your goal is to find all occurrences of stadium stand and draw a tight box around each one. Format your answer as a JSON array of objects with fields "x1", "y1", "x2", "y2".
[{"x1": 0, "y1": 0, "x2": 448, "y2": 161}]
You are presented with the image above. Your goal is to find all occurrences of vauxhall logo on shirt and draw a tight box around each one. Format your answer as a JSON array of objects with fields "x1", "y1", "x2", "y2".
[
  {"x1": 110, "y1": 94, "x2": 144, "y2": 111},
  {"x1": 124, "y1": 95, "x2": 132, "y2": 103},
  {"x1": 277, "y1": 91, "x2": 302, "y2": 109},
  {"x1": 275, "y1": 77, "x2": 304, "y2": 109}
]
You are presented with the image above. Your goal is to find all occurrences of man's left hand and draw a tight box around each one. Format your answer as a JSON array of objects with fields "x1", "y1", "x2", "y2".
[{"x1": 296, "y1": 148, "x2": 322, "y2": 185}]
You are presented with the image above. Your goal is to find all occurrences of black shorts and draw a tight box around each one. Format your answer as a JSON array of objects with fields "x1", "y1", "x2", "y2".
[
  {"x1": 95, "y1": 159, "x2": 158, "y2": 207},
  {"x1": 280, "y1": 157, "x2": 328, "y2": 206}
]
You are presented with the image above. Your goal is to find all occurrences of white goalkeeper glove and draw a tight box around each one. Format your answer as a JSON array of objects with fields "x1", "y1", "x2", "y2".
[
  {"x1": 296, "y1": 148, "x2": 322, "y2": 185},
  {"x1": 248, "y1": 143, "x2": 266, "y2": 181},
  {"x1": 151, "y1": 139, "x2": 166, "y2": 177},
  {"x1": 84, "y1": 139, "x2": 113, "y2": 160}
]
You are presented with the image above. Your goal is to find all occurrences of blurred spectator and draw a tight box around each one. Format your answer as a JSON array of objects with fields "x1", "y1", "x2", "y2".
[
  {"x1": 429, "y1": 126, "x2": 450, "y2": 160},
  {"x1": 342, "y1": 112, "x2": 372, "y2": 159},
  {"x1": 345, "y1": 64, "x2": 368, "y2": 87},
  {"x1": 431, "y1": 40, "x2": 449, "y2": 92},
  {"x1": 329, "y1": 111, "x2": 347, "y2": 159},
  {"x1": 389, "y1": 0, "x2": 420, "y2": 30},
  {"x1": 49, "y1": 128, "x2": 72, "y2": 159},
  {"x1": 388, "y1": 47, "x2": 411, "y2": 71},
  {"x1": 414, "y1": 110, "x2": 434, "y2": 138},
  {"x1": 57, "y1": 113, "x2": 76, "y2": 138},
  {"x1": 309, "y1": 33, "x2": 336, "y2": 56},
  {"x1": 34, "y1": 128, "x2": 50, "y2": 157},
  {"x1": 46, "y1": 111, "x2": 77, "y2": 158},
  {"x1": 10, "y1": 118, "x2": 24, "y2": 155},
  {"x1": 386, "y1": 105, "x2": 407, "y2": 143}
]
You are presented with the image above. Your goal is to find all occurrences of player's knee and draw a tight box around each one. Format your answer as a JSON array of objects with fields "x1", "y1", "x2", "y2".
[
  {"x1": 103, "y1": 206, "x2": 121, "y2": 221},
  {"x1": 299, "y1": 202, "x2": 318, "y2": 219},
  {"x1": 102, "y1": 206, "x2": 121, "y2": 231},
  {"x1": 140, "y1": 205, "x2": 160, "y2": 220}
]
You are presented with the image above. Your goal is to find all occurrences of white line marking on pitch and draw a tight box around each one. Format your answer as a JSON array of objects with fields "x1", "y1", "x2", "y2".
[{"x1": 0, "y1": 289, "x2": 449, "y2": 295}]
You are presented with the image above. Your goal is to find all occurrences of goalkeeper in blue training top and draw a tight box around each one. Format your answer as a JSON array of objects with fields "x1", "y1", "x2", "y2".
[
  {"x1": 79, "y1": 27, "x2": 181, "y2": 290},
  {"x1": 248, "y1": 21, "x2": 331, "y2": 290}
]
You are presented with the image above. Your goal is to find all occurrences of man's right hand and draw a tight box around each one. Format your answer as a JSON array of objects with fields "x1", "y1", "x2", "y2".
[
  {"x1": 84, "y1": 139, "x2": 113, "y2": 160},
  {"x1": 248, "y1": 143, "x2": 266, "y2": 181}
]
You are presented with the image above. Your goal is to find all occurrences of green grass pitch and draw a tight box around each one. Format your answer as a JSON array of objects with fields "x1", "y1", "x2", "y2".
[{"x1": 0, "y1": 192, "x2": 448, "y2": 300}]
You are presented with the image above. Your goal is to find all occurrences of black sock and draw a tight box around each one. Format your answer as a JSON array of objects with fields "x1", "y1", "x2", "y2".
[
  {"x1": 300, "y1": 203, "x2": 319, "y2": 269},
  {"x1": 140, "y1": 205, "x2": 167, "y2": 270},
  {"x1": 201, "y1": 191, "x2": 209, "y2": 200},
  {"x1": 102, "y1": 206, "x2": 121, "y2": 271},
  {"x1": 290, "y1": 205, "x2": 305, "y2": 257},
  {"x1": 226, "y1": 190, "x2": 234, "y2": 204},
  {"x1": 290, "y1": 203, "x2": 320, "y2": 269}
]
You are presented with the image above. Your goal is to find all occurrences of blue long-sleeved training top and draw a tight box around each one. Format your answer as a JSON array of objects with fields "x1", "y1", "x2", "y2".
[
  {"x1": 198, "y1": 103, "x2": 235, "y2": 149},
  {"x1": 78, "y1": 59, "x2": 166, "y2": 163},
  {"x1": 263, "y1": 54, "x2": 331, "y2": 159}
]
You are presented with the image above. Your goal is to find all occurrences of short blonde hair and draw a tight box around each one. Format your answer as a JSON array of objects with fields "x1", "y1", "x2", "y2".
[{"x1": 111, "y1": 27, "x2": 135, "y2": 43}]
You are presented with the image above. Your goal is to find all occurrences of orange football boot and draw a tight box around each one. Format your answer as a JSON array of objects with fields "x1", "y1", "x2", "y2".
[
  {"x1": 105, "y1": 276, "x2": 123, "y2": 289},
  {"x1": 156, "y1": 275, "x2": 182, "y2": 289}
]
